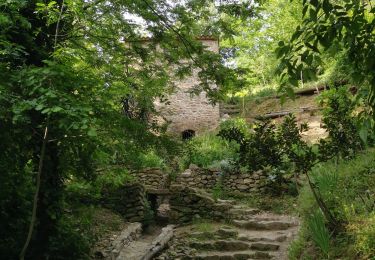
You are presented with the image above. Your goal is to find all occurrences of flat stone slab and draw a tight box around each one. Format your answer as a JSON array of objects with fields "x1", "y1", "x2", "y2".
[
  {"x1": 193, "y1": 249, "x2": 274, "y2": 259},
  {"x1": 233, "y1": 220, "x2": 295, "y2": 231}
]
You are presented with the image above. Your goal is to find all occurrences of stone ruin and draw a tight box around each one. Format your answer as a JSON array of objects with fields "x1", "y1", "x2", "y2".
[{"x1": 154, "y1": 37, "x2": 221, "y2": 138}]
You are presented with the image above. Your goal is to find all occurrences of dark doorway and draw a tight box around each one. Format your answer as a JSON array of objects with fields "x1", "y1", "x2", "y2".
[{"x1": 182, "y1": 129, "x2": 195, "y2": 140}]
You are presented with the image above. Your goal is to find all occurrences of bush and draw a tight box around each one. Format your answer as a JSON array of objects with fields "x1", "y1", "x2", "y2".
[
  {"x1": 219, "y1": 118, "x2": 251, "y2": 137},
  {"x1": 318, "y1": 87, "x2": 363, "y2": 159}
]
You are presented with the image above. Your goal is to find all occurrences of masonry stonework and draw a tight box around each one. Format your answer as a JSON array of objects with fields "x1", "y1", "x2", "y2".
[{"x1": 155, "y1": 39, "x2": 221, "y2": 136}]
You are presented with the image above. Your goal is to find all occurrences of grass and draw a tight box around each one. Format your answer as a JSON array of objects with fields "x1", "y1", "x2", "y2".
[
  {"x1": 189, "y1": 219, "x2": 219, "y2": 241},
  {"x1": 192, "y1": 220, "x2": 217, "y2": 233}
]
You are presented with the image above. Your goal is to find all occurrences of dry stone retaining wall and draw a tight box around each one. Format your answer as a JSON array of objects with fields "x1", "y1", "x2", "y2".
[
  {"x1": 103, "y1": 167, "x2": 268, "y2": 224},
  {"x1": 129, "y1": 166, "x2": 268, "y2": 194},
  {"x1": 102, "y1": 183, "x2": 148, "y2": 222},
  {"x1": 129, "y1": 168, "x2": 169, "y2": 191},
  {"x1": 174, "y1": 165, "x2": 268, "y2": 193}
]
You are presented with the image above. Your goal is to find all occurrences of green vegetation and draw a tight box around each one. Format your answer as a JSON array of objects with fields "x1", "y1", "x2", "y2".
[
  {"x1": 1, "y1": 0, "x2": 375, "y2": 259},
  {"x1": 0, "y1": 1, "x2": 252, "y2": 258},
  {"x1": 276, "y1": 0, "x2": 375, "y2": 128},
  {"x1": 221, "y1": 0, "x2": 303, "y2": 93},
  {"x1": 290, "y1": 149, "x2": 375, "y2": 259},
  {"x1": 179, "y1": 131, "x2": 239, "y2": 170}
]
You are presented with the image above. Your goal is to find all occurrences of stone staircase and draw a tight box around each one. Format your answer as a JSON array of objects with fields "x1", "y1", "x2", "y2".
[
  {"x1": 157, "y1": 200, "x2": 299, "y2": 260},
  {"x1": 220, "y1": 103, "x2": 241, "y2": 117}
]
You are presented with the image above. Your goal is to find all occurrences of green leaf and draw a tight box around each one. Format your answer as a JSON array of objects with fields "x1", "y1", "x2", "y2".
[
  {"x1": 310, "y1": 0, "x2": 319, "y2": 8},
  {"x1": 359, "y1": 126, "x2": 368, "y2": 144},
  {"x1": 291, "y1": 27, "x2": 303, "y2": 42},
  {"x1": 305, "y1": 42, "x2": 320, "y2": 53},
  {"x1": 51, "y1": 106, "x2": 63, "y2": 112},
  {"x1": 87, "y1": 128, "x2": 97, "y2": 137},
  {"x1": 35, "y1": 104, "x2": 44, "y2": 111},
  {"x1": 309, "y1": 8, "x2": 317, "y2": 21},
  {"x1": 41, "y1": 108, "x2": 50, "y2": 114},
  {"x1": 303, "y1": 5, "x2": 308, "y2": 17}
]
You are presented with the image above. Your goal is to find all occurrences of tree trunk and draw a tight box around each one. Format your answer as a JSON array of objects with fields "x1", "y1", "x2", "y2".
[
  {"x1": 19, "y1": 126, "x2": 48, "y2": 260},
  {"x1": 305, "y1": 171, "x2": 339, "y2": 232}
]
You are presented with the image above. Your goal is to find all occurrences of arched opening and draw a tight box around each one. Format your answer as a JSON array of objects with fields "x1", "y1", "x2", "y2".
[{"x1": 182, "y1": 129, "x2": 195, "y2": 140}]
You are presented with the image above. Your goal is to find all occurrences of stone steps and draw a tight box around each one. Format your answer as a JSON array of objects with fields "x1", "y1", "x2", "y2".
[
  {"x1": 229, "y1": 208, "x2": 261, "y2": 219},
  {"x1": 192, "y1": 249, "x2": 275, "y2": 259},
  {"x1": 156, "y1": 203, "x2": 299, "y2": 260},
  {"x1": 233, "y1": 219, "x2": 296, "y2": 231},
  {"x1": 189, "y1": 239, "x2": 280, "y2": 252},
  {"x1": 237, "y1": 230, "x2": 289, "y2": 243}
]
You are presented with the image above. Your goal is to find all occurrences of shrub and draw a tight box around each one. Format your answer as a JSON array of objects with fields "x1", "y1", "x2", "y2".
[
  {"x1": 318, "y1": 87, "x2": 363, "y2": 159},
  {"x1": 218, "y1": 114, "x2": 306, "y2": 189},
  {"x1": 219, "y1": 118, "x2": 251, "y2": 137},
  {"x1": 219, "y1": 119, "x2": 284, "y2": 172},
  {"x1": 65, "y1": 169, "x2": 135, "y2": 204}
]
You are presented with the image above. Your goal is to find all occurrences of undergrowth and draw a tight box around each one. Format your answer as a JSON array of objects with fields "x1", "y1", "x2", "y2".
[
  {"x1": 179, "y1": 131, "x2": 238, "y2": 170},
  {"x1": 289, "y1": 148, "x2": 375, "y2": 259}
]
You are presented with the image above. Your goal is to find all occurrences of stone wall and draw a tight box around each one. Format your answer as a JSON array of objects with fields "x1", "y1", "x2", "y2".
[
  {"x1": 174, "y1": 165, "x2": 268, "y2": 193},
  {"x1": 129, "y1": 166, "x2": 268, "y2": 194},
  {"x1": 129, "y1": 168, "x2": 169, "y2": 191},
  {"x1": 102, "y1": 183, "x2": 148, "y2": 222},
  {"x1": 154, "y1": 38, "x2": 221, "y2": 136},
  {"x1": 169, "y1": 185, "x2": 231, "y2": 223}
]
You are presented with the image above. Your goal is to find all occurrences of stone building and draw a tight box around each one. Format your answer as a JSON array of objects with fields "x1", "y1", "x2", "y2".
[{"x1": 155, "y1": 38, "x2": 221, "y2": 138}]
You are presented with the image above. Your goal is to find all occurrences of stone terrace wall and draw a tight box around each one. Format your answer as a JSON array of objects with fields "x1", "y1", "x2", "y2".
[
  {"x1": 173, "y1": 165, "x2": 268, "y2": 193},
  {"x1": 129, "y1": 166, "x2": 268, "y2": 194},
  {"x1": 129, "y1": 168, "x2": 169, "y2": 191},
  {"x1": 102, "y1": 183, "x2": 148, "y2": 222}
]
